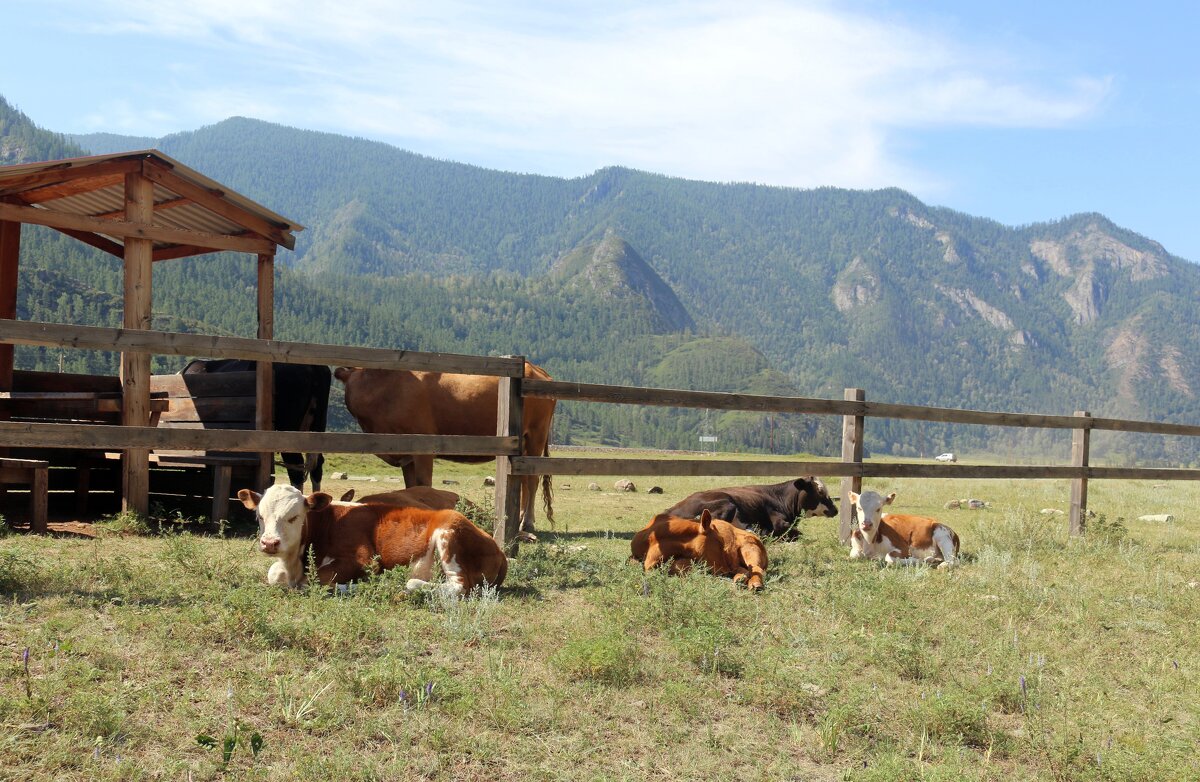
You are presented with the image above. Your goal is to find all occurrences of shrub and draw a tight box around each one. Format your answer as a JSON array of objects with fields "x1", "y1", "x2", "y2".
[{"x1": 552, "y1": 626, "x2": 641, "y2": 686}]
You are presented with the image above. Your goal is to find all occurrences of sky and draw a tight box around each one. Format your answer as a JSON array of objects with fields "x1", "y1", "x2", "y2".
[{"x1": 4, "y1": 0, "x2": 1199, "y2": 260}]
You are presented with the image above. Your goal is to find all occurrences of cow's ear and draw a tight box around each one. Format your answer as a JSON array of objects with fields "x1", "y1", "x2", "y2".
[
  {"x1": 237, "y1": 489, "x2": 261, "y2": 510},
  {"x1": 847, "y1": 491, "x2": 859, "y2": 504},
  {"x1": 340, "y1": 489, "x2": 355, "y2": 502},
  {"x1": 306, "y1": 492, "x2": 334, "y2": 511},
  {"x1": 884, "y1": 492, "x2": 897, "y2": 505},
  {"x1": 700, "y1": 509, "x2": 712, "y2": 529},
  {"x1": 333, "y1": 367, "x2": 353, "y2": 382}
]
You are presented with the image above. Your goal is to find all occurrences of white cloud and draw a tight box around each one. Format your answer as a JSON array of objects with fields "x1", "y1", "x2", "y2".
[{"x1": 64, "y1": 0, "x2": 1112, "y2": 190}]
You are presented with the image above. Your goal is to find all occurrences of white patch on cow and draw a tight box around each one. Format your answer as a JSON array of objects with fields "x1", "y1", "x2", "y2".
[{"x1": 932, "y1": 525, "x2": 959, "y2": 568}]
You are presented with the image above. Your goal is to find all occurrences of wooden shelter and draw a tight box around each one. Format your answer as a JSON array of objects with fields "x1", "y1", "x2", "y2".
[{"x1": 0, "y1": 150, "x2": 302, "y2": 515}]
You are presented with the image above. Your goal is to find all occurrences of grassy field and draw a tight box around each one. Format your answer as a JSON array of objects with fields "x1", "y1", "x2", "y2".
[{"x1": 2, "y1": 450, "x2": 1198, "y2": 781}]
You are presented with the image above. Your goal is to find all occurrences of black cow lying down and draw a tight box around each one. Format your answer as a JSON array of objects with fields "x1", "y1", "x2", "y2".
[
  {"x1": 663, "y1": 477, "x2": 838, "y2": 539},
  {"x1": 182, "y1": 359, "x2": 332, "y2": 491}
]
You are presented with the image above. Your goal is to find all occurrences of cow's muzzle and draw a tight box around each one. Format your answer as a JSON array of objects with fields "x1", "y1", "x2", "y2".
[{"x1": 260, "y1": 537, "x2": 281, "y2": 555}]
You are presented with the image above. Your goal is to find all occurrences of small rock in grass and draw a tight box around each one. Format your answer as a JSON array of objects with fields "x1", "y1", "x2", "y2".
[
  {"x1": 588, "y1": 482, "x2": 601, "y2": 491},
  {"x1": 614, "y1": 479, "x2": 637, "y2": 492},
  {"x1": 483, "y1": 476, "x2": 496, "y2": 486},
  {"x1": 647, "y1": 486, "x2": 664, "y2": 494}
]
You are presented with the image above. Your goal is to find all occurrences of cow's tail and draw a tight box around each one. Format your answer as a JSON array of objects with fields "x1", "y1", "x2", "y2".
[{"x1": 541, "y1": 442, "x2": 554, "y2": 529}]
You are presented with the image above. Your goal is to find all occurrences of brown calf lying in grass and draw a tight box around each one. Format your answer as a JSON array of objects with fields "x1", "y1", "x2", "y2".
[
  {"x1": 847, "y1": 490, "x2": 960, "y2": 568},
  {"x1": 631, "y1": 509, "x2": 769, "y2": 590},
  {"x1": 239, "y1": 484, "x2": 507, "y2": 596}
]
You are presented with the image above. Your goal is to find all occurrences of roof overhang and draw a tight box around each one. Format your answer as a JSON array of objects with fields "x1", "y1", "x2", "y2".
[{"x1": 0, "y1": 150, "x2": 303, "y2": 260}]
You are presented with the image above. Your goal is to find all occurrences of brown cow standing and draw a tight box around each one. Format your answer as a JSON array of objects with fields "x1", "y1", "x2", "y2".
[
  {"x1": 239, "y1": 484, "x2": 507, "y2": 595},
  {"x1": 631, "y1": 509, "x2": 769, "y2": 591},
  {"x1": 335, "y1": 363, "x2": 555, "y2": 538}
]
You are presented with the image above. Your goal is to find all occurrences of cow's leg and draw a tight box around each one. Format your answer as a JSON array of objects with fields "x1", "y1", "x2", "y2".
[
  {"x1": 309, "y1": 453, "x2": 324, "y2": 492},
  {"x1": 884, "y1": 550, "x2": 919, "y2": 566},
  {"x1": 849, "y1": 531, "x2": 868, "y2": 560},
  {"x1": 405, "y1": 538, "x2": 441, "y2": 591},
  {"x1": 518, "y1": 474, "x2": 538, "y2": 537},
  {"x1": 643, "y1": 545, "x2": 665, "y2": 571},
  {"x1": 932, "y1": 526, "x2": 959, "y2": 568},
  {"x1": 403, "y1": 455, "x2": 435, "y2": 488},
  {"x1": 739, "y1": 545, "x2": 768, "y2": 591},
  {"x1": 281, "y1": 452, "x2": 305, "y2": 490}
]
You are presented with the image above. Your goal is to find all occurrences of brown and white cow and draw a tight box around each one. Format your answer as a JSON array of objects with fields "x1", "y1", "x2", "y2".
[
  {"x1": 664, "y1": 477, "x2": 838, "y2": 539},
  {"x1": 846, "y1": 490, "x2": 960, "y2": 568},
  {"x1": 631, "y1": 509, "x2": 769, "y2": 590},
  {"x1": 239, "y1": 484, "x2": 507, "y2": 596},
  {"x1": 334, "y1": 362, "x2": 555, "y2": 539}
]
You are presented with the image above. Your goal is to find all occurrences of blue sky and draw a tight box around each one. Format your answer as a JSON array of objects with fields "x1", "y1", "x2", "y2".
[{"x1": 4, "y1": 1, "x2": 1198, "y2": 260}]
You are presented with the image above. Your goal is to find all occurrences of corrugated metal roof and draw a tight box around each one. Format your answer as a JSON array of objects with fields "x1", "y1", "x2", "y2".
[{"x1": 0, "y1": 150, "x2": 303, "y2": 258}]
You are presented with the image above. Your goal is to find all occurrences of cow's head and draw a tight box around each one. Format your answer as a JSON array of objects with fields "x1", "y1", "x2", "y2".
[
  {"x1": 795, "y1": 477, "x2": 838, "y2": 518},
  {"x1": 238, "y1": 484, "x2": 314, "y2": 559},
  {"x1": 847, "y1": 490, "x2": 895, "y2": 540}
]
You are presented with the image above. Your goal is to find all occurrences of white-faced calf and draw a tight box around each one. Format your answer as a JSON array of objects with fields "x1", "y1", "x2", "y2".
[
  {"x1": 847, "y1": 490, "x2": 960, "y2": 568},
  {"x1": 239, "y1": 484, "x2": 507, "y2": 596}
]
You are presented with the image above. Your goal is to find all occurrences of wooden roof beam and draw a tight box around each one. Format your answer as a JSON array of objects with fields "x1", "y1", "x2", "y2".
[
  {"x1": 0, "y1": 159, "x2": 141, "y2": 200},
  {"x1": 140, "y1": 163, "x2": 296, "y2": 250},
  {"x1": 0, "y1": 202, "x2": 277, "y2": 255}
]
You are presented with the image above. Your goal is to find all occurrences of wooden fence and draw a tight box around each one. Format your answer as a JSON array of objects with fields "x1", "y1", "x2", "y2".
[{"x1": 4, "y1": 318, "x2": 1200, "y2": 548}]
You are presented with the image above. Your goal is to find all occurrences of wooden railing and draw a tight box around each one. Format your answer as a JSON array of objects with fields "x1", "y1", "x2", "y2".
[{"x1": 3, "y1": 318, "x2": 1198, "y2": 546}]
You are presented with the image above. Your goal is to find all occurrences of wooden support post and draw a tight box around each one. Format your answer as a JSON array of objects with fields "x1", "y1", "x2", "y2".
[
  {"x1": 211, "y1": 465, "x2": 232, "y2": 525},
  {"x1": 255, "y1": 252, "x2": 275, "y2": 491},
  {"x1": 493, "y1": 362, "x2": 524, "y2": 556},
  {"x1": 121, "y1": 170, "x2": 153, "y2": 516},
  {"x1": 1069, "y1": 410, "x2": 1091, "y2": 536},
  {"x1": 0, "y1": 219, "x2": 18, "y2": 395},
  {"x1": 839, "y1": 387, "x2": 865, "y2": 543}
]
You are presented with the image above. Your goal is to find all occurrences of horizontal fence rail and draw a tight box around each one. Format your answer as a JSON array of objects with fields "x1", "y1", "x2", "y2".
[
  {"x1": 510, "y1": 456, "x2": 1200, "y2": 482},
  {"x1": 524, "y1": 379, "x2": 1200, "y2": 437},
  {"x1": 0, "y1": 319, "x2": 525, "y2": 376},
  {"x1": 0, "y1": 420, "x2": 518, "y2": 456}
]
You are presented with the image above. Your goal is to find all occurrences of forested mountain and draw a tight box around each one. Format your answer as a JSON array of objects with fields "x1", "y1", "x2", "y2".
[{"x1": 0, "y1": 96, "x2": 1193, "y2": 462}]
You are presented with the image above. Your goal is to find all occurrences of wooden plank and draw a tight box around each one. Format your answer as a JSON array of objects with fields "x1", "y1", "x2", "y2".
[
  {"x1": 0, "y1": 202, "x2": 278, "y2": 256},
  {"x1": 18, "y1": 172, "x2": 127, "y2": 204},
  {"x1": 524, "y1": 378, "x2": 1200, "y2": 436},
  {"x1": 156, "y1": 398, "x2": 256, "y2": 424},
  {"x1": 0, "y1": 219, "x2": 18, "y2": 396},
  {"x1": 507, "y1": 456, "x2": 1200, "y2": 482},
  {"x1": 153, "y1": 244, "x2": 214, "y2": 262},
  {"x1": 57, "y1": 227, "x2": 126, "y2": 257},
  {"x1": 141, "y1": 164, "x2": 297, "y2": 250},
  {"x1": 31, "y1": 464, "x2": 47, "y2": 534},
  {"x1": 1070, "y1": 411, "x2": 1091, "y2": 536},
  {"x1": 0, "y1": 319, "x2": 526, "y2": 376},
  {"x1": 494, "y1": 370, "x2": 524, "y2": 554},
  {"x1": 839, "y1": 388, "x2": 865, "y2": 543},
  {"x1": 0, "y1": 159, "x2": 141, "y2": 200},
  {"x1": 14, "y1": 370, "x2": 121, "y2": 393},
  {"x1": 256, "y1": 253, "x2": 275, "y2": 490},
  {"x1": 152, "y1": 372, "x2": 255, "y2": 399},
  {"x1": 0, "y1": 420, "x2": 518, "y2": 455},
  {"x1": 122, "y1": 170, "x2": 154, "y2": 516}
]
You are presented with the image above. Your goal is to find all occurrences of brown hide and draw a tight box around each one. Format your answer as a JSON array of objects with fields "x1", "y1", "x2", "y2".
[
  {"x1": 631, "y1": 510, "x2": 768, "y2": 590},
  {"x1": 334, "y1": 362, "x2": 555, "y2": 531},
  {"x1": 305, "y1": 497, "x2": 507, "y2": 591},
  {"x1": 876, "y1": 513, "x2": 960, "y2": 559},
  {"x1": 354, "y1": 487, "x2": 463, "y2": 511}
]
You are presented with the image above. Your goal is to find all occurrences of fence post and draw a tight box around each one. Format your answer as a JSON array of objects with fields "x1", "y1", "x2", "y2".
[
  {"x1": 839, "y1": 387, "x2": 865, "y2": 543},
  {"x1": 1069, "y1": 410, "x2": 1091, "y2": 536},
  {"x1": 494, "y1": 359, "x2": 525, "y2": 556}
]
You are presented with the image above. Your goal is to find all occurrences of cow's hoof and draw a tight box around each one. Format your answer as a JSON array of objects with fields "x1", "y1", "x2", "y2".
[{"x1": 517, "y1": 531, "x2": 538, "y2": 543}]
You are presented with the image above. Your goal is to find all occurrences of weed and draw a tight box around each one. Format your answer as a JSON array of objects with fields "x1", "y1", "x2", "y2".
[
  {"x1": 552, "y1": 626, "x2": 641, "y2": 686},
  {"x1": 94, "y1": 510, "x2": 153, "y2": 537},
  {"x1": 278, "y1": 679, "x2": 333, "y2": 725},
  {"x1": 1086, "y1": 513, "x2": 1129, "y2": 545},
  {"x1": 457, "y1": 492, "x2": 496, "y2": 535},
  {"x1": 0, "y1": 549, "x2": 42, "y2": 593},
  {"x1": 196, "y1": 717, "x2": 264, "y2": 767}
]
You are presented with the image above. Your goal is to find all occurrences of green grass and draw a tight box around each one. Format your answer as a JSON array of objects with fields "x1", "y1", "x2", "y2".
[{"x1": 1, "y1": 450, "x2": 1198, "y2": 780}]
